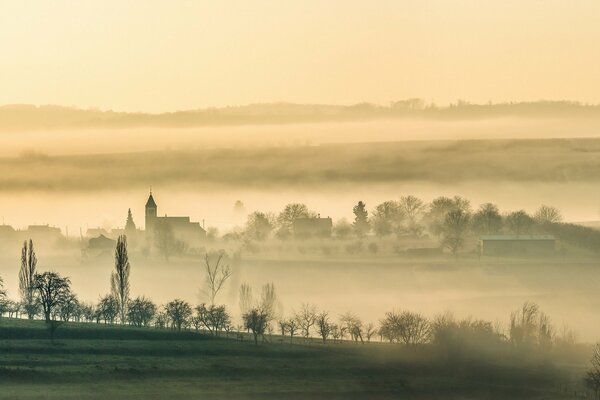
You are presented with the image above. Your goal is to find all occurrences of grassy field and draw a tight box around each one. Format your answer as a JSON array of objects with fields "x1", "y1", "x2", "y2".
[{"x1": 0, "y1": 318, "x2": 589, "y2": 399}]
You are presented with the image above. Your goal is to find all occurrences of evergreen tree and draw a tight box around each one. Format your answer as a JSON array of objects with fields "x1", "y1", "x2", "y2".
[
  {"x1": 111, "y1": 235, "x2": 131, "y2": 324},
  {"x1": 352, "y1": 201, "x2": 370, "y2": 237},
  {"x1": 19, "y1": 240, "x2": 38, "y2": 319}
]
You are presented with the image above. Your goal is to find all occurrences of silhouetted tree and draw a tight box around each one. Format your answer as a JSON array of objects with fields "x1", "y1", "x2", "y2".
[
  {"x1": 295, "y1": 303, "x2": 317, "y2": 338},
  {"x1": 33, "y1": 271, "x2": 71, "y2": 322},
  {"x1": 534, "y1": 205, "x2": 562, "y2": 225},
  {"x1": 111, "y1": 235, "x2": 130, "y2": 324},
  {"x1": 316, "y1": 312, "x2": 331, "y2": 344},
  {"x1": 203, "y1": 250, "x2": 232, "y2": 305},
  {"x1": 333, "y1": 218, "x2": 353, "y2": 239},
  {"x1": 441, "y1": 209, "x2": 471, "y2": 254},
  {"x1": 127, "y1": 296, "x2": 156, "y2": 327},
  {"x1": 352, "y1": 201, "x2": 370, "y2": 237},
  {"x1": 193, "y1": 304, "x2": 231, "y2": 336},
  {"x1": 165, "y1": 299, "x2": 192, "y2": 331},
  {"x1": 79, "y1": 302, "x2": 95, "y2": 323},
  {"x1": 97, "y1": 294, "x2": 119, "y2": 324},
  {"x1": 0, "y1": 276, "x2": 8, "y2": 316},
  {"x1": 425, "y1": 196, "x2": 471, "y2": 235},
  {"x1": 341, "y1": 312, "x2": 364, "y2": 343},
  {"x1": 260, "y1": 282, "x2": 279, "y2": 323},
  {"x1": 243, "y1": 308, "x2": 268, "y2": 345},
  {"x1": 585, "y1": 343, "x2": 600, "y2": 399},
  {"x1": 509, "y1": 301, "x2": 540, "y2": 347},
  {"x1": 239, "y1": 283, "x2": 253, "y2": 318},
  {"x1": 506, "y1": 210, "x2": 534, "y2": 235},
  {"x1": 246, "y1": 211, "x2": 274, "y2": 241},
  {"x1": 371, "y1": 201, "x2": 404, "y2": 237},
  {"x1": 276, "y1": 203, "x2": 316, "y2": 239},
  {"x1": 400, "y1": 195, "x2": 425, "y2": 222},
  {"x1": 471, "y1": 203, "x2": 502, "y2": 235},
  {"x1": 379, "y1": 311, "x2": 431, "y2": 345},
  {"x1": 19, "y1": 240, "x2": 38, "y2": 319},
  {"x1": 287, "y1": 318, "x2": 299, "y2": 343},
  {"x1": 57, "y1": 292, "x2": 79, "y2": 322}
]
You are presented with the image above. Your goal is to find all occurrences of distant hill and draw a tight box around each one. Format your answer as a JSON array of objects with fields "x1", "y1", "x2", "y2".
[{"x1": 2, "y1": 100, "x2": 600, "y2": 130}]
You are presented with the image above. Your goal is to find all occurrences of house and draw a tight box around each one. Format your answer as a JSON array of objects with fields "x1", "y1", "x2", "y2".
[
  {"x1": 293, "y1": 216, "x2": 333, "y2": 238},
  {"x1": 480, "y1": 235, "x2": 555, "y2": 256},
  {"x1": 25, "y1": 225, "x2": 62, "y2": 243},
  {"x1": 88, "y1": 234, "x2": 116, "y2": 250}
]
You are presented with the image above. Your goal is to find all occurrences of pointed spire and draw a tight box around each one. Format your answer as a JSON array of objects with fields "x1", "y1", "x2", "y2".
[{"x1": 145, "y1": 191, "x2": 157, "y2": 208}]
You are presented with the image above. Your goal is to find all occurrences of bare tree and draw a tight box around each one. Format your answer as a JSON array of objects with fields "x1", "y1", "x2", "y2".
[
  {"x1": 278, "y1": 320, "x2": 288, "y2": 337},
  {"x1": 340, "y1": 312, "x2": 364, "y2": 343},
  {"x1": 276, "y1": 203, "x2": 316, "y2": 238},
  {"x1": 33, "y1": 271, "x2": 71, "y2": 322},
  {"x1": 506, "y1": 210, "x2": 534, "y2": 235},
  {"x1": 371, "y1": 201, "x2": 404, "y2": 237},
  {"x1": 246, "y1": 211, "x2": 275, "y2": 241},
  {"x1": 364, "y1": 323, "x2": 376, "y2": 342},
  {"x1": 316, "y1": 312, "x2": 332, "y2": 344},
  {"x1": 111, "y1": 235, "x2": 130, "y2": 324},
  {"x1": 534, "y1": 205, "x2": 562, "y2": 225},
  {"x1": 203, "y1": 251, "x2": 232, "y2": 305},
  {"x1": 441, "y1": 209, "x2": 471, "y2": 255},
  {"x1": 239, "y1": 283, "x2": 253, "y2": 317},
  {"x1": 509, "y1": 301, "x2": 540, "y2": 347},
  {"x1": 260, "y1": 282, "x2": 278, "y2": 322},
  {"x1": 379, "y1": 311, "x2": 431, "y2": 345},
  {"x1": 287, "y1": 318, "x2": 299, "y2": 343},
  {"x1": 19, "y1": 239, "x2": 38, "y2": 319},
  {"x1": 0, "y1": 276, "x2": 8, "y2": 316},
  {"x1": 471, "y1": 203, "x2": 503, "y2": 235},
  {"x1": 586, "y1": 343, "x2": 600, "y2": 399},
  {"x1": 295, "y1": 303, "x2": 317, "y2": 338},
  {"x1": 330, "y1": 324, "x2": 341, "y2": 343},
  {"x1": 400, "y1": 195, "x2": 425, "y2": 222}
]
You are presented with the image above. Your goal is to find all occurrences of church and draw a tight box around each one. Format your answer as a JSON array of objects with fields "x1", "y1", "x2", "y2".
[{"x1": 144, "y1": 192, "x2": 206, "y2": 243}]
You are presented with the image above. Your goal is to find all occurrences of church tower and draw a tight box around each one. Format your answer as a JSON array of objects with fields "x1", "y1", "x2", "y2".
[{"x1": 145, "y1": 191, "x2": 157, "y2": 233}]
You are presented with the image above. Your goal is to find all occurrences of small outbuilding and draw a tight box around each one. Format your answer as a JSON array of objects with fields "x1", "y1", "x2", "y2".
[
  {"x1": 293, "y1": 217, "x2": 333, "y2": 238},
  {"x1": 88, "y1": 234, "x2": 117, "y2": 250},
  {"x1": 479, "y1": 235, "x2": 555, "y2": 256}
]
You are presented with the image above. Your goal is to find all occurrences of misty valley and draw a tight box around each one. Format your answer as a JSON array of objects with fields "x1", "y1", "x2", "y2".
[{"x1": 1, "y1": 181, "x2": 600, "y2": 399}]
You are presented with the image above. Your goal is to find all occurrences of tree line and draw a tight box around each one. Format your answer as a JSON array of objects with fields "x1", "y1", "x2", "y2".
[{"x1": 241, "y1": 196, "x2": 566, "y2": 254}]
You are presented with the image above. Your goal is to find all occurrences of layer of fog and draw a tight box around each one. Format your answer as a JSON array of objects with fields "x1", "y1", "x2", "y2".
[
  {"x1": 0, "y1": 181, "x2": 598, "y2": 234},
  {"x1": 4, "y1": 117, "x2": 600, "y2": 157},
  {"x1": 1, "y1": 250, "x2": 598, "y2": 342}
]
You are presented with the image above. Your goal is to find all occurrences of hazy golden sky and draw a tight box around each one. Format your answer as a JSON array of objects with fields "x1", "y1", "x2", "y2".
[{"x1": 1, "y1": 0, "x2": 599, "y2": 112}]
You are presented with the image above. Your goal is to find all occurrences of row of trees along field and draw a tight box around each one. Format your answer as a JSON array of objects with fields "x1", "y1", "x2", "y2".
[
  {"x1": 239, "y1": 196, "x2": 600, "y2": 254},
  {"x1": 1, "y1": 236, "x2": 600, "y2": 394}
]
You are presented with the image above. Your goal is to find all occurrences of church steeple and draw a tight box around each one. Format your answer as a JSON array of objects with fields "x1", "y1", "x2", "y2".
[
  {"x1": 145, "y1": 191, "x2": 157, "y2": 232},
  {"x1": 145, "y1": 191, "x2": 157, "y2": 211}
]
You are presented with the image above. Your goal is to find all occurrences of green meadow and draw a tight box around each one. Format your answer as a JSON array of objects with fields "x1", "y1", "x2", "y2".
[{"x1": 0, "y1": 318, "x2": 589, "y2": 400}]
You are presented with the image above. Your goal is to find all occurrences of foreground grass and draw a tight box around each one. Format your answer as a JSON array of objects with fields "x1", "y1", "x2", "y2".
[{"x1": 0, "y1": 318, "x2": 587, "y2": 399}]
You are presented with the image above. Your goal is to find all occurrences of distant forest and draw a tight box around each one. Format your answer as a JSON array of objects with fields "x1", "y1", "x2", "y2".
[{"x1": 2, "y1": 100, "x2": 600, "y2": 130}]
